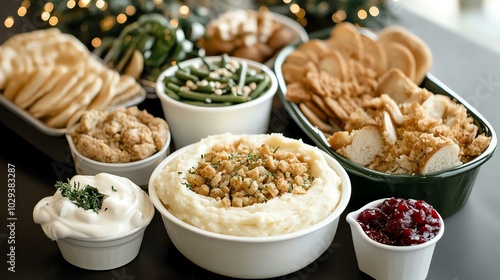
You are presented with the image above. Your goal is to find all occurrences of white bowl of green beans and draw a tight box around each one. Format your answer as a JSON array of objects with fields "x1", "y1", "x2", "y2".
[{"x1": 155, "y1": 55, "x2": 278, "y2": 149}]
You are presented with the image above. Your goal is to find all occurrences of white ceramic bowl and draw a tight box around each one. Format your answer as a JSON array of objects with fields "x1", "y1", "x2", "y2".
[
  {"x1": 56, "y1": 217, "x2": 151, "y2": 270},
  {"x1": 148, "y1": 142, "x2": 352, "y2": 279},
  {"x1": 346, "y1": 198, "x2": 445, "y2": 280},
  {"x1": 155, "y1": 56, "x2": 278, "y2": 149},
  {"x1": 66, "y1": 131, "x2": 171, "y2": 188},
  {"x1": 34, "y1": 173, "x2": 156, "y2": 270}
]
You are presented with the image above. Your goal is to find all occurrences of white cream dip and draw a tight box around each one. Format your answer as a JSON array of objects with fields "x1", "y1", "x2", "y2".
[{"x1": 33, "y1": 173, "x2": 154, "y2": 240}]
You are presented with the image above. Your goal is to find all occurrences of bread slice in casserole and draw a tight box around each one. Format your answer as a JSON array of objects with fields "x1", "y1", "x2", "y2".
[{"x1": 329, "y1": 124, "x2": 384, "y2": 166}]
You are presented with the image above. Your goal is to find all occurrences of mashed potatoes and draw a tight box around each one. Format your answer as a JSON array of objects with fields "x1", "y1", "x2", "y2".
[{"x1": 153, "y1": 133, "x2": 342, "y2": 237}]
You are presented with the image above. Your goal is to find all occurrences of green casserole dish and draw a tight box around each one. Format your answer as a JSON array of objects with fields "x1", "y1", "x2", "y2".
[{"x1": 273, "y1": 31, "x2": 497, "y2": 218}]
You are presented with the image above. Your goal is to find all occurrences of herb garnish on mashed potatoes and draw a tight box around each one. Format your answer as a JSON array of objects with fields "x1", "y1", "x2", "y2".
[{"x1": 153, "y1": 133, "x2": 342, "y2": 237}]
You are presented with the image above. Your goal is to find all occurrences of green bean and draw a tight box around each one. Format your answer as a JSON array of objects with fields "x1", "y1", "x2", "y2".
[
  {"x1": 201, "y1": 56, "x2": 218, "y2": 71},
  {"x1": 162, "y1": 75, "x2": 183, "y2": 86},
  {"x1": 236, "y1": 60, "x2": 247, "y2": 95},
  {"x1": 182, "y1": 100, "x2": 233, "y2": 107},
  {"x1": 163, "y1": 87, "x2": 181, "y2": 100},
  {"x1": 166, "y1": 82, "x2": 181, "y2": 93},
  {"x1": 178, "y1": 90, "x2": 248, "y2": 103},
  {"x1": 205, "y1": 76, "x2": 231, "y2": 84},
  {"x1": 174, "y1": 69, "x2": 199, "y2": 82},
  {"x1": 189, "y1": 66, "x2": 209, "y2": 78},
  {"x1": 249, "y1": 74, "x2": 270, "y2": 100},
  {"x1": 163, "y1": 56, "x2": 273, "y2": 106},
  {"x1": 227, "y1": 73, "x2": 265, "y2": 84},
  {"x1": 220, "y1": 53, "x2": 230, "y2": 68},
  {"x1": 244, "y1": 74, "x2": 266, "y2": 84},
  {"x1": 193, "y1": 84, "x2": 214, "y2": 93},
  {"x1": 176, "y1": 62, "x2": 187, "y2": 72}
]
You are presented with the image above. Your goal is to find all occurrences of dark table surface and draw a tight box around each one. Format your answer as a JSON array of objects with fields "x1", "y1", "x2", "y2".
[{"x1": 1, "y1": 5, "x2": 500, "y2": 280}]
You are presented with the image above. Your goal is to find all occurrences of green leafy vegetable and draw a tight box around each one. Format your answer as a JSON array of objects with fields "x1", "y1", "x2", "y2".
[{"x1": 55, "y1": 179, "x2": 106, "y2": 214}]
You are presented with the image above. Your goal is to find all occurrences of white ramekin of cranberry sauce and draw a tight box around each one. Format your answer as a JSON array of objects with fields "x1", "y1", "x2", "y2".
[{"x1": 346, "y1": 197, "x2": 445, "y2": 280}]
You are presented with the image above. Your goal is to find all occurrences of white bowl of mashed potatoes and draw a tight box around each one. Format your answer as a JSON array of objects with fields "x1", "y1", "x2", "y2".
[
  {"x1": 148, "y1": 133, "x2": 351, "y2": 278},
  {"x1": 66, "y1": 106, "x2": 171, "y2": 188},
  {"x1": 33, "y1": 173, "x2": 155, "y2": 270}
]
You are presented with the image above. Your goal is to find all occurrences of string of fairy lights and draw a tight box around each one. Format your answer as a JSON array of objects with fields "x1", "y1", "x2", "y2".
[{"x1": 3, "y1": 0, "x2": 391, "y2": 48}]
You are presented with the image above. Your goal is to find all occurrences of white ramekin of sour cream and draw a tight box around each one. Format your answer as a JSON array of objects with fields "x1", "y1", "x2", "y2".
[{"x1": 33, "y1": 173, "x2": 155, "y2": 270}]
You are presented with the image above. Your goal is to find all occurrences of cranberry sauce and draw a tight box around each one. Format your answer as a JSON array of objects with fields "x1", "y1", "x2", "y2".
[{"x1": 356, "y1": 197, "x2": 441, "y2": 246}]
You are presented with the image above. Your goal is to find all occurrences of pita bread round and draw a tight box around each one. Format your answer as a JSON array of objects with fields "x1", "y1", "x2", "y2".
[
  {"x1": 3, "y1": 70, "x2": 35, "y2": 101},
  {"x1": 114, "y1": 74, "x2": 138, "y2": 94},
  {"x1": 18, "y1": 66, "x2": 70, "y2": 109},
  {"x1": 2, "y1": 28, "x2": 62, "y2": 48},
  {"x1": 87, "y1": 69, "x2": 120, "y2": 111},
  {"x1": 0, "y1": 46, "x2": 17, "y2": 89},
  {"x1": 14, "y1": 64, "x2": 55, "y2": 109},
  {"x1": 109, "y1": 75, "x2": 141, "y2": 107},
  {"x1": 29, "y1": 66, "x2": 84, "y2": 118},
  {"x1": 49, "y1": 71, "x2": 97, "y2": 113},
  {"x1": 44, "y1": 76, "x2": 103, "y2": 128}
]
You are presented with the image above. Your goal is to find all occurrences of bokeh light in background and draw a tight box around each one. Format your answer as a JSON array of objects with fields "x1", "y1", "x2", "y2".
[
  {"x1": 4, "y1": 16, "x2": 14, "y2": 28},
  {"x1": 1, "y1": 0, "x2": 390, "y2": 48}
]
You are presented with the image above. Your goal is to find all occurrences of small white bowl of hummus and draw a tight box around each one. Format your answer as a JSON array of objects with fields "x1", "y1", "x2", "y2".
[
  {"x1": 148, "y1": 133, "x2": 351, "y2": 278},
  {"x1": 66, "y1": 106, "x2": 171, "y2": 188},
  {"x1": 33, "y1": 173, "x2": 155, "y2": 270}
]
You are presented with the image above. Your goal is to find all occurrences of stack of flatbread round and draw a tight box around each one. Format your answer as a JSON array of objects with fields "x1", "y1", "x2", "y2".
[{"x1": 0, "y1": 28, "x2": 143, "y2": 129}]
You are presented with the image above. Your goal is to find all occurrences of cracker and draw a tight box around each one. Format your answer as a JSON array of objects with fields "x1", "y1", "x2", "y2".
[
  {"x1": 281, "y1": 62, "x2": 305, "y2": 84},
  {"x1": 284, "y1": 50, "x2": 310, "y2": 66},
  {"x1": 311, "y1": 94, "x2": 336, "y2": 119},
  {"x1": 303, "y1": 101, "x2": 328, "y2": 122},
  {"x1": 338, "y1": 95, "x2": 358, "y2": 114},
  {"x1": 327, "y1": 21, "x2": 364, "y2": 61},
  {"x1": 318, "y1": 50, "x2": 347, "y2": 81},
  {"x1": 325, "y1": 96, "x2": 349, "y2": 122},
  {"x1": 361, "y1": 34, "x2": 387, "y2": 76},
  {"x1": 377, "y1": 25, "x2": 432, "y2": 85},
  {"x1": 295, "y1": 40, "x2": 323, "y2": 63},
  {"x1": 376, "y1": 68, "x2": 420, "y2": 104},
  {"x1": 381, "y1": 42, "x2": 416, "y2": 82},
  {"x1": 297, "y1": 39, "x2": 329, "y2": 58},
  {"x1": 285, "y1": 82, "x2": 310, "y2": 103},
  {"x1": 299, "y1": 102, "x2": 335, "y2": 134}
]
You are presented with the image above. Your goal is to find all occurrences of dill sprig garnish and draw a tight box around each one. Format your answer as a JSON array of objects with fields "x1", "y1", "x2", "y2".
[{"x1": 55, "y1": 179, "x2": 106, "y2": 214}]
